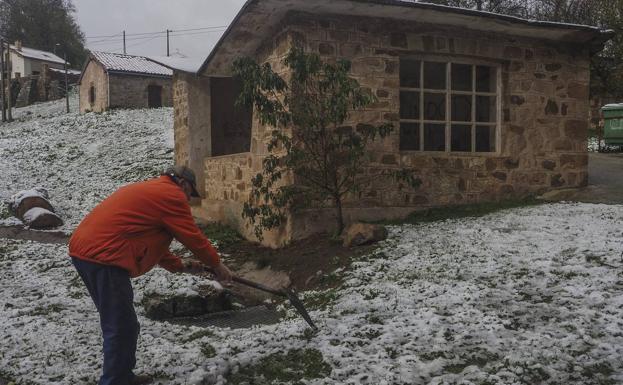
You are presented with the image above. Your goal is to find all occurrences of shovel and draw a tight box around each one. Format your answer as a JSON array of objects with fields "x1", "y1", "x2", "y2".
[{"x1": 205, "y1": 268, "x2": 318, "y2": 331}]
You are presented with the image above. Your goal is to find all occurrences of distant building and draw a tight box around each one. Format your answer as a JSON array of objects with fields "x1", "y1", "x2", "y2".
[
  {"x1": 3, "y1": 40, "x2": 66, "y2": 78},
  {"x1": 78, "y1": 51, "x2": 173, "y2": 113}
]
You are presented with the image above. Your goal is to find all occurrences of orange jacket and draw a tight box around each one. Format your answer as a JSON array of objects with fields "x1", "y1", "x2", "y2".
[{"x1": 69, "y1": 176, "x2": 220, "y2": 277}]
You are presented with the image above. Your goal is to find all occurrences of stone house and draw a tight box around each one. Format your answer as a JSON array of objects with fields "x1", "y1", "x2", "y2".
[
  {"x1": 2, "y1": 41, "x2": 65, "y2": 79},
  {"x1": 78, "y1": 51, "x2": 173, "y2": 113},
  {"x1": 173, "y1": 0, "x2": 613, "y2": 247}
]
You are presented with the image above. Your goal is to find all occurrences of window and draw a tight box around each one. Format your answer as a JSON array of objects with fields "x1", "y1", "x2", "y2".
[
  {"x1": 399, "y1": 58, "x2": 498, "y2": 153},
  {"x1": 89, "y1": 85, "x2": 96, "y2": 104},
  {"x1": 210, "y1": 77, "x2": 252, "y2": 156}
]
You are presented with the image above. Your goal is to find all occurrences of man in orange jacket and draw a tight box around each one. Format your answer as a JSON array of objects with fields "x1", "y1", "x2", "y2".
[{"x1": 69, "y1": 165, "x2": 232, "y2": 385}]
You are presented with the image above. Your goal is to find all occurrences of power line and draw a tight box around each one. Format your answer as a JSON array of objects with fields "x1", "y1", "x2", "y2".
[{"x1": 85, "y1": 25, "x2": 228, "y2": 39}]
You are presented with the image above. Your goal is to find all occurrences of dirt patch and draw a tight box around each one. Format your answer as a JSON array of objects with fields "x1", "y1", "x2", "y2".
[
  {"x1": 202, "y1": 225, "x2": 377, "y2": 292},
  {"x1": 0, "y1": 225, "x2": 69, "y2": 244}
]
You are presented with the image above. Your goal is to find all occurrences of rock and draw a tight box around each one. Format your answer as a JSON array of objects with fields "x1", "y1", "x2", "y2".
[
  {"x1": 9, "y1": 188, "x2": 54, "y2": 218},
  {"x1": 142, "y1": 290, "x2": 231, "y2": 320},
  {"x1": 342, "y1": 223, "x2": 388, "y2": 247},
  {"x1": 22, "y1": 207, "x2": 63, "y2": 229}
]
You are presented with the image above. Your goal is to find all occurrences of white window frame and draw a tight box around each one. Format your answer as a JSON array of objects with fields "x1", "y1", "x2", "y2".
[{"x1": 399, "y1": 55, "x2": 502, "y2": 154}]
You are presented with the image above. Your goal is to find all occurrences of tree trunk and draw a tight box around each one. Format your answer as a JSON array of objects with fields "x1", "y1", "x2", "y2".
[{"x1": 334, "y1": 194, "x2": 344, "y2": 235}]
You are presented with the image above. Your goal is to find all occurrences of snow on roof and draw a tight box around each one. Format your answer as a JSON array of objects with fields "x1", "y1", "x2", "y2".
[
  {"x1": 145, "y1": 55, "x2": 205, "y2": 74},
  {"x1": 90, "y1": 51, "x2": 173, "y2": 77},
  {"x1": 49, "y1": 68, "x2": 81, "y2": 76},
  {"x1": 10, "y1": 45, "x2": 65, "y2": 65}
]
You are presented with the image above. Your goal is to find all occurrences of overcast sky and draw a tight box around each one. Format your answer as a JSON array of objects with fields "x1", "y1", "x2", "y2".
[{"x1": 72, "y1": 0, "x2": 247, "y2": 59}]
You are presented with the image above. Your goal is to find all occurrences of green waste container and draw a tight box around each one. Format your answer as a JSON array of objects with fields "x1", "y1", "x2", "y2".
[{"x1": 602, "y1": 103, "x2": 623, "y2": 146}]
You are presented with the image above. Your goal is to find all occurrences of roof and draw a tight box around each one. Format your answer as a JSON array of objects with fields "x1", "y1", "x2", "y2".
[
  {"x1": 198, "y1": 0, "x2": 615, "y2": 76},
  {"x1": 49, "y1": 67, "x2": 81, "y2": 76},
  {"x1": 145, "y1": 55, "x2": 205, "y2": 74},
  {"x1": 10, "y1": 45, "x2": 65, "y2": 65},
  {"x1": 89, "y1": 51, "x2": 173, "y2": 77}
]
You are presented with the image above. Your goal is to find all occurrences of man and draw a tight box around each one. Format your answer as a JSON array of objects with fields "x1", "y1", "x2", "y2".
[{"x1": 69, "y1": 165, "x2": 232, "y2": 385}]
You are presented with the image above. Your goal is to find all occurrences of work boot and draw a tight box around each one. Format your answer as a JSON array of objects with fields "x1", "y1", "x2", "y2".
[{"x1": 131, "y1": 374, "x2": 153, "y2": 385}]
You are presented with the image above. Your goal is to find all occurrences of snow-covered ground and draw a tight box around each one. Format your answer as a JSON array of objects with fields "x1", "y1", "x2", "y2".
[
  {"x1": 2, "y1": 204, "x2": 623, "y2": 384},
  {"x1": 2, "y1": 99, "x2": 623, "y2": 384},
  {"x1": 0, "y1": 96, "x2": 173, "y2": 229}
]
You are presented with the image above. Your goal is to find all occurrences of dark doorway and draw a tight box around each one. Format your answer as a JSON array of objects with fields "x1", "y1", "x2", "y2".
[
  {"x1": 210, "y1": 77, "x2": 252, "y2": 156},
  {"x1": 147, "y1": 85, "x2": 162, "y2": 108}
]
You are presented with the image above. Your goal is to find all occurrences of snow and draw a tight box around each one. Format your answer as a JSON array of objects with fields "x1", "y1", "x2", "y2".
[
  {"x1": 2, "y1": 98, "x2": 623, "y2": 384},
  {"x1": 9, "y1": 187, "x2": 49, "y2": 209},
  {"x1": 146, "y1": 56, "x2": 205, "y2": 74},
  {"x1": 49, "y1": 67, "x2": 81, "y2": 76},
  {"x1": 90, "y1": 51, "x2": 173, "y2": 77},
  {"x1": 10, "y1": 44, "x2": 65, "y2": 65},
  {"x1": 0, "y1": 96, "x2": 174, "y2": 230},
  {"x1": 2, "y1": 203, "x2": 623, "y2": 384}
]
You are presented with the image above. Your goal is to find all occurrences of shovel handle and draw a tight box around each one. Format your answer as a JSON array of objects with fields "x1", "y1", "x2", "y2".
[{"x1": 204, "y1": 267, "x2": 286, "y2": 297}]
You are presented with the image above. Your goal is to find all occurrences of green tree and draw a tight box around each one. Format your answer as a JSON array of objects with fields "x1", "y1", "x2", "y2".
[
  {"x1": 0, "y1": 0, "x2": 86, "y2": 68},
  {"x1": 233, "y1": 47, "x2": 420, "y2": 240}
]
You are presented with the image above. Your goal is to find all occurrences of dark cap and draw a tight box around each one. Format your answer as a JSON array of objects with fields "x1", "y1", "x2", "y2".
[{"x1": 163, "y1": 165, "x2": 200, "y2": 197}]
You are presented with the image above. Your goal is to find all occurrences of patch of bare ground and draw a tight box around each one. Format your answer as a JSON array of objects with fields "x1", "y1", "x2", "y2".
[{"x1": 0, "y1": 225, "x2": 69, "y2": 244}]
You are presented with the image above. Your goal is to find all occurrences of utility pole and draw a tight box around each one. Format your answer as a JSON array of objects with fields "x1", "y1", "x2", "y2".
[
  {"x1": 166, "y1": 29, "x2": 170, "y2": 57},
  {"x1": 6, "y1": 41, "x2": 12, "y2": 122},
  {"x1": 1, "y1": 39, "x2": 6, "y2": 122},
  {"x1": 123, "y1": 30, "x2": 126, "y2": 54},
  {"x1": 64, "y1": 50, "x2": 69, "y2": 113}
]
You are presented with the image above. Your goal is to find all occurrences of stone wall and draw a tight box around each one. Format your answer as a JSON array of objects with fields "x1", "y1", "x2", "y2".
[
  {"x1": 190, "y1": 12, "x2": 592, "y2": 246},
  {"x1": 173, "y1": 72, "x2": 212, "y2": 194},
  {"x1": 108, "y1": 73, "x2": 172, "y2": 109},
  {"x1": 79, "y1": 60, "x2": 108, "y2": 113}
]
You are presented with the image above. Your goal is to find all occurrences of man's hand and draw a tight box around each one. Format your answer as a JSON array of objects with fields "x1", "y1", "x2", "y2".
[{"x1": 212, "y1": 262, "x2": 233, "y2": 283}]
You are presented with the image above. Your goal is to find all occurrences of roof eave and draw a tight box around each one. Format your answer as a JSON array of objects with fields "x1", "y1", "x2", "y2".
[{"x1": 199, "y1": 0, "x2": 613, "y2": 77}]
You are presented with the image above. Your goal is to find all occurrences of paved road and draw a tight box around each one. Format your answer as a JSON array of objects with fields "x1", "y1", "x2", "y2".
[{"x1": 569, "y1": 153, "x2": 623, "y2": 204}]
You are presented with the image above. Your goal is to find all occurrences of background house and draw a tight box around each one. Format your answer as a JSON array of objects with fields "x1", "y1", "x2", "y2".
[
  {"x1": 78, "y1": 51, "x2": 173, "y2": 113},
  {"x1": 3, "y1": 40, "x2": 66, "y2": 79},
  {"x1": 173, "y1": 0, "x2": 612, "y2": 246}
]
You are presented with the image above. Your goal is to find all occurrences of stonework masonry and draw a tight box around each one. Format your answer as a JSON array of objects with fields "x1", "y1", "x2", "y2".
[
  {"x1": 79, "y1": 61, "x2": 108, "y2": 113},
  {"x1": 177, "y1": 12, "x2": 592, "y2": 247},
  {"x1": 108, "y1": 74, "x2": 172, "y2": 109}
]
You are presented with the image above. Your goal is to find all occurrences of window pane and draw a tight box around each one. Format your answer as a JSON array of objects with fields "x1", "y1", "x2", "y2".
[
  {"x1": 424, "y1": 92, "x2": 445, "y2": 121},
  {"x1": 451, "y1": 94, "x2": 471, "y2": 121},
  {"x1": 451, "y1": 124, "x2": 471, "y2": 152},
  {"x1": 400, "y1": 122, "x2": 420, "y2": 151},
  {"x1": 476, "y1": 65, "x2": 496, "y2": 92},
  {"x1": 424, "y1": 62, "x2": 446, "y2": 90},
  {"x1": 424, "y1": 123, "x2": 445, "y2": 151},
  {"x1": 400, "y1": 91, "x2": 420, "y2": 119},
  {"x1": 400, "y1": 59, "x2": 420, "y2": 88},
  {"x1": 476, "y1": 125, "x2": 496, "y2": 152},
  {"x1": 451, "y1": 63, "x2": 472, "y2": 91},
  {"x1": 476, "y1": 96, "x2": 496, "y2": 122}
]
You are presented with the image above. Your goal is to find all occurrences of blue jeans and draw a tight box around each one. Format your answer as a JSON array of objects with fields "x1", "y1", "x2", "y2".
[{"x1": 71, "y1": 257, "x2": 139, "y2": 385}]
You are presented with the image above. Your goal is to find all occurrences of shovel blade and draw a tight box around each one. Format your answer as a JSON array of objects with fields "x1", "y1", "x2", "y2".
[{"x1": 285, "y1": 289, "x2": 318, "y2": 331}]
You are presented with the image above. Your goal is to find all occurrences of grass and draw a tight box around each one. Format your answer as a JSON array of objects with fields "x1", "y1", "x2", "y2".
[
  {"x1": 226, "y1": 348, "x2": 331, "y2": 385},
  {"x1": 386, "y1": 197, "x2": 542, "y2": 225},
  {"x1": 199, "y1": 222, "x2": 243, "y2": 248}
]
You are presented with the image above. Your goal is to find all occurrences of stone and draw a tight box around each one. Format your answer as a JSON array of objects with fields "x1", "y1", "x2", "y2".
[
  {"x1": 545, "y1": 100, "x2": 558, "y2": 115},
  {"x1": 376, "y1": 89, "x2": 389, "y2": 98},
  {"x1": 534, "y1": 73, "x2": 546, "y2": 79},
  {"x1": 22, "y1": 208, "x2": 63, "y2": 229},
  {"x1": 342, "y1": 223, "x2": 388, "y2": 247},
  {"x1": 492, "y1": 171, "x2": 507, "y2": 181},
  {"x1": 504, "y1": 46, "x2": 523, "y2": 59},
  {"x1": 381, "y1": 154, "x2": 397, "y2": 165},
  {"x1": 567, "y1": 82, "x2": 588, "y2": 99},
  {"x1": 541, "y1": 160, "x2": 556, "y2": 170},
  {"x1": 504, "y1": 158, "x2": 520, "y2": 169},
  {"x1": 12, "y1": 195, "x2": 55, "y2": 219},
  {"x1": 510, "y1": 95, "x2": 525, "y2": 105},
  {"x1": 551, "y1": 174, "x2": 565, "y2": 187},
  {"x1": 390, "y1": 32, "x2": 408, "y2": 48},
  {"x1": 564, "y1": 120, "x2": 587, "y2": 141},
  {"x1": 318, "y1": 43, "x2": 336, "y2": 55},
  {"x1": 545, "y1": 63, "x2": 562, "y2": 72},
  {"x1": 142, "y1": 289, "x2": 231, "y2": 320}
]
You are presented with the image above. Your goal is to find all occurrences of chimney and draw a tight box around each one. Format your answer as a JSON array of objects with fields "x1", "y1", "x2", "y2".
[{"x1": 15, "y1": 40, "x2": 22, "y2": 51}]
